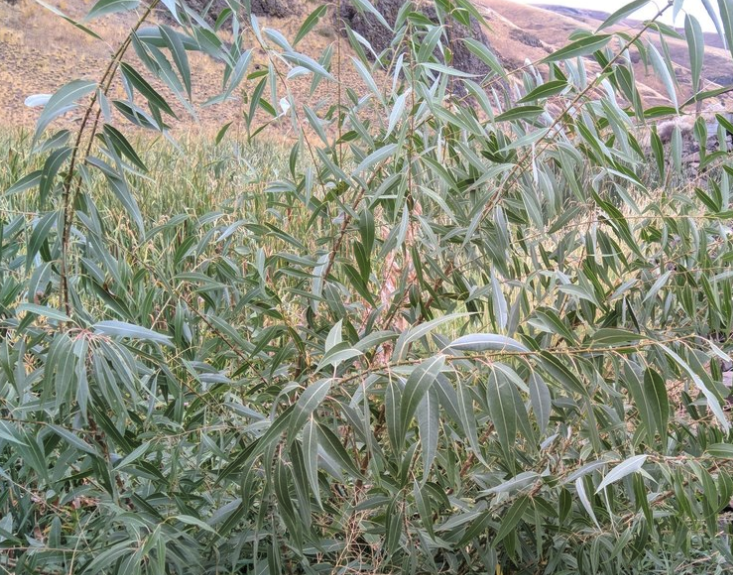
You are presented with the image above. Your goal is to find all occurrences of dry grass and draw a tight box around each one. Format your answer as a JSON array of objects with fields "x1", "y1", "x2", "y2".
[
  {"x1": 2, "y1": 0, "x2": 733, "y2": 134},
  {"x1": 0, "y1": 0, "x2": 372, "y2": 135}
]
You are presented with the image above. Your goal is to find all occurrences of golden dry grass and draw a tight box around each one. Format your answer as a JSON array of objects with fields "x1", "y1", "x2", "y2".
[
  {"x1": 0, "y1": 0, "x2": 371, "y2": 135},
  {"x1": 2, "y1": 0, "x2": 733, "y2": 133}
]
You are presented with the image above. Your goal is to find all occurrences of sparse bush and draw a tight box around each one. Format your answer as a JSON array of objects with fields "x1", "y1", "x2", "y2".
[{"x1": 4, "y1": 1, "x2": 733, "y2": 574}]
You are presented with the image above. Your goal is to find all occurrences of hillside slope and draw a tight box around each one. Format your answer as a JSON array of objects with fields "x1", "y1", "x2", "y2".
[
  {"x1": 1, "y1": 0, "x2": 732, "y2": 129},
  {"x1": 483, "y1": 0, "x2": 733, "y2": 105}
]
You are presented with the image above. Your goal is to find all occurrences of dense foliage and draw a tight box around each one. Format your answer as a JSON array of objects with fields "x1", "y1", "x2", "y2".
[{"x1": 4, "y1": 0, "x2": 733, "y2": 572}]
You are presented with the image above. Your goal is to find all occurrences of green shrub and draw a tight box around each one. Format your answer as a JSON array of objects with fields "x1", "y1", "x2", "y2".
[{"x1": 3, "y1": 1, "x2": 733, "y2": 573}]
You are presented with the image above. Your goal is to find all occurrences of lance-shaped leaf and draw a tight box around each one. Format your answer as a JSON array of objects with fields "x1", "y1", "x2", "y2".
[
  {"x1": 685, "y1": 15, "x2": 705, "y2": 94},
  {"x1": 93, "y1": 320, "x2": 172, "y2": 345},
  {"x1": 659, "y1": 344, "x2": 729, "y2": 432},
  {"x1": 302, "y1": 419, "x2": 322, "y2": 507},
  {"x1": 597, "y1": 0, "x2": 650, "y2": 31},
  {"x1": 487, "y1": 369, "x2": 522, "y2": 455},
  {"x1": 529, "y1": 373, "x2": 551, "y2": 434},
  {"x1": 494, "y1": 496, "x2": 530, "y2": 544},
  {"x1": 86, "y1": 157, "x2": 144, "y2": 233},
  {"x1": 447, "y1": 333, "x2": 529, "y2": 354},
  {"x1": 590, "y1": 328, "x2": 645, "y2": 346},
  {"x1": 706, "y1": 443, "x2": 733, "y2": 458},
  {"x1": 34, "y1": 80, "x2": 96, "y2": 142},
  {"x1": 457, "y1": 381, "x2": 488, "y2": 466},
  {"x1": 417, "y1": 388, "x2": 439, "y2": 480},
  {"x1": 316, "y1": 343, "x2": 362, "y2": 372},
  {"x1": 517, "y1": 80, "x2": 568, "y2": 103},
  {"x1": 17, "y1": 303, "x2": 72, "y2": 324},
  {"x1": 289, "y1": 379, "x2": 332, "y2": 440},
  {"x1": 393, "y1": 313, "x2": 471, "y2": 360},
  {"x1": 648, "y1": 42, "x2": 678, "y2": 111},
  {"x1": 350, "y1": 0, "x2": 392, "y2": 31},
  {"x1": 399, "y1": 355, "x2": 445, "y2": 448},
  {"x1": 120, "y1": 63, "x2": 177, "y2": 118},
  {"x1": 317, "y1": 422, "x2": 362, "y2": 478},
  {"x1": 496, "y1": 106, "x2": 544, "y2": 123},
  {"x1": 542, "y1": 34, "x2": 612, "y2": 63},
  {"x1": 720, "y1": 0, "x2": 733, "y2": 58},
  {"x1": 576, "y1": 477, "x2": 600, "y2": 528},
  {"x1": 86, "y1": 0, "x2": 139, "y2": 19},
  {"x1": 294, "y1": 4, "x2": 329, "y2": 46},
  {"x1": 596, "y1": 455, "x2": 648, "y2": 493},
  {"x1": 160, "y1": 25, "x2": 192, "y2": 98}
]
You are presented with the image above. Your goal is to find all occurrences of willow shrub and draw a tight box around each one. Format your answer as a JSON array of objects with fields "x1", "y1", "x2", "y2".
[{"x1": 4, "y1": 0, "x2": 733, "y2": 573}]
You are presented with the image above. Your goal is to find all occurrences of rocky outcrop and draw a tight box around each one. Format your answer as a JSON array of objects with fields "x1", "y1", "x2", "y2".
[
  {"x1": 336, "y1": 0, "x2": 504, "y2": 95},
  {"x1": 167, "y1": 0, "x2": 294, "y2": 26},
  {"x1": 249, "y1": 0, "x2": 289, "y2": 18}
]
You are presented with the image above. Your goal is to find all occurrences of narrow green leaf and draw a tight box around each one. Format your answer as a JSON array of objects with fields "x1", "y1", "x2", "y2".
[
  {"x1": 659, "y1": 343, "x2": 729, "y2": 432},
  {"x1": 528, "y1": 373, "x2": 551, "y2": 434},
  {"x1": 216, "y1": 121, "x2": 232, "y2": 144},
  {"x1": 420, "y1": 62, "x2": 477, "y2": 78},
  {"x1": 317, "y1": 422, "x2": 362, "y2": 478},
  {"x1": 86, "y1": 0, "x2": 139, "y2": 19},
  {"x1": 120, "y1": 63, "x2": 177, "y2": 118},
  {"x1": 399, "y1": 355, "x2": 445, "y2": 447},
  {"x1": 17, "y1": 303, "x2": 72, "y2": 323},
  {"x1": 113, "y1": 442, "x2": 151, "y2": 470},
  {"x1": 720, "y1": 0, "x2": 733, "y2": 59},
  {"x1": 487, "y1": 370, "x2": 519, "y2": 456},
  {"x1": 494, "y1": 496, "x2": 530, "y2": 545},
  {"x1": 175, "y1": 515, "x2": 216, "y2": 533},
  {"x1": 5, "y1": 171, "x2": 43, "y2": 196},
  {"x1": 685, "y1": 15, "x2": 705, "y2": 94},
  {"x1": 417, "y1": 389, "x2": 439, "y2": 480},
  {"x1": 316, "y1": 344, "x2": 363, "y2": 372},
  {"x1": 393, "y1": 313, "x2": 471, "y2": 360},
  {"x1": 353, "y1": 144, "x2": 397, "y2": 176},
  {"x1": 160, "y1": 25, "x2": 192, "y2": 98},
  {"x1": 495, "y1": 106, "x2": 544, "y2": 123},
  {"x1": 706, "y1": 443, "x2": 733, "y2": 457},
  {"x1": 302, "y1": 419, "x2": 322, "y2": 508},
  {"x1": 648, "y1": 42, "x2": 678, "y2": 110},
  {"x1": 289, "y1": 379, "x2": 332, "y2": 439},
  {"x1": 414, "y1": 480, "x2": 435, "y2": 539},
  {"x1": 34, "y1": 0, "x2": 102, "y2": 39},
  {"x1": 462, "y1": 38, "x2": 507, "y2": 79},
  {"x1": 576, "y1": 477, "x2": 600, "y2": 528},
  {"x1": 645, "y1": 368, "x2": 669, "y2": 441},
  {"x1": 350, "y1": 0, "x2": 392, "y2": 31},
  {"x1": 597, "y1": 0, "x2": 651, "y2": 31},
  {"x1": 48, "y1": 425, "x2": 98, "y2": 455},
  {"x1": 590, "y1": 328, "x2": 645, "y2": 346},
  {"x1": 102, "y1": 124, "x2": 147, "y2": 172},
  {"x1": 596, "y1": 455, "x2": 648, "y2": 493},
  {"x1": 93, "y1": 320, "x2": 172, "y2": 345},
  {"x1": 457, "y1": 381, "x2": 487, "y2": 466},
  {"x1": 26, "y1": 211, "x2": 56, "y2": 271},
  {"x1": 542, "y1": 35, "x2": 612, "y2": 63},
  {"x1": 34, "y1": 80, "x2": 96, "y2": 141},
  {"x1": 517, "y1": 80, "x2": 568, "y2": 103},
  {"x1": 294, "y1": 4, "x2": 329, "y2": 46},
  {"x1": 447, "y1": 333, "x2": 529, "y2": 354}
]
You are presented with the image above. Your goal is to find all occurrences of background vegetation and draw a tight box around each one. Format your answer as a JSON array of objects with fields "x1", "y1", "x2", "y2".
[{"x1": 4, "y1": 0, "x2": 733, "y2": 573}]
